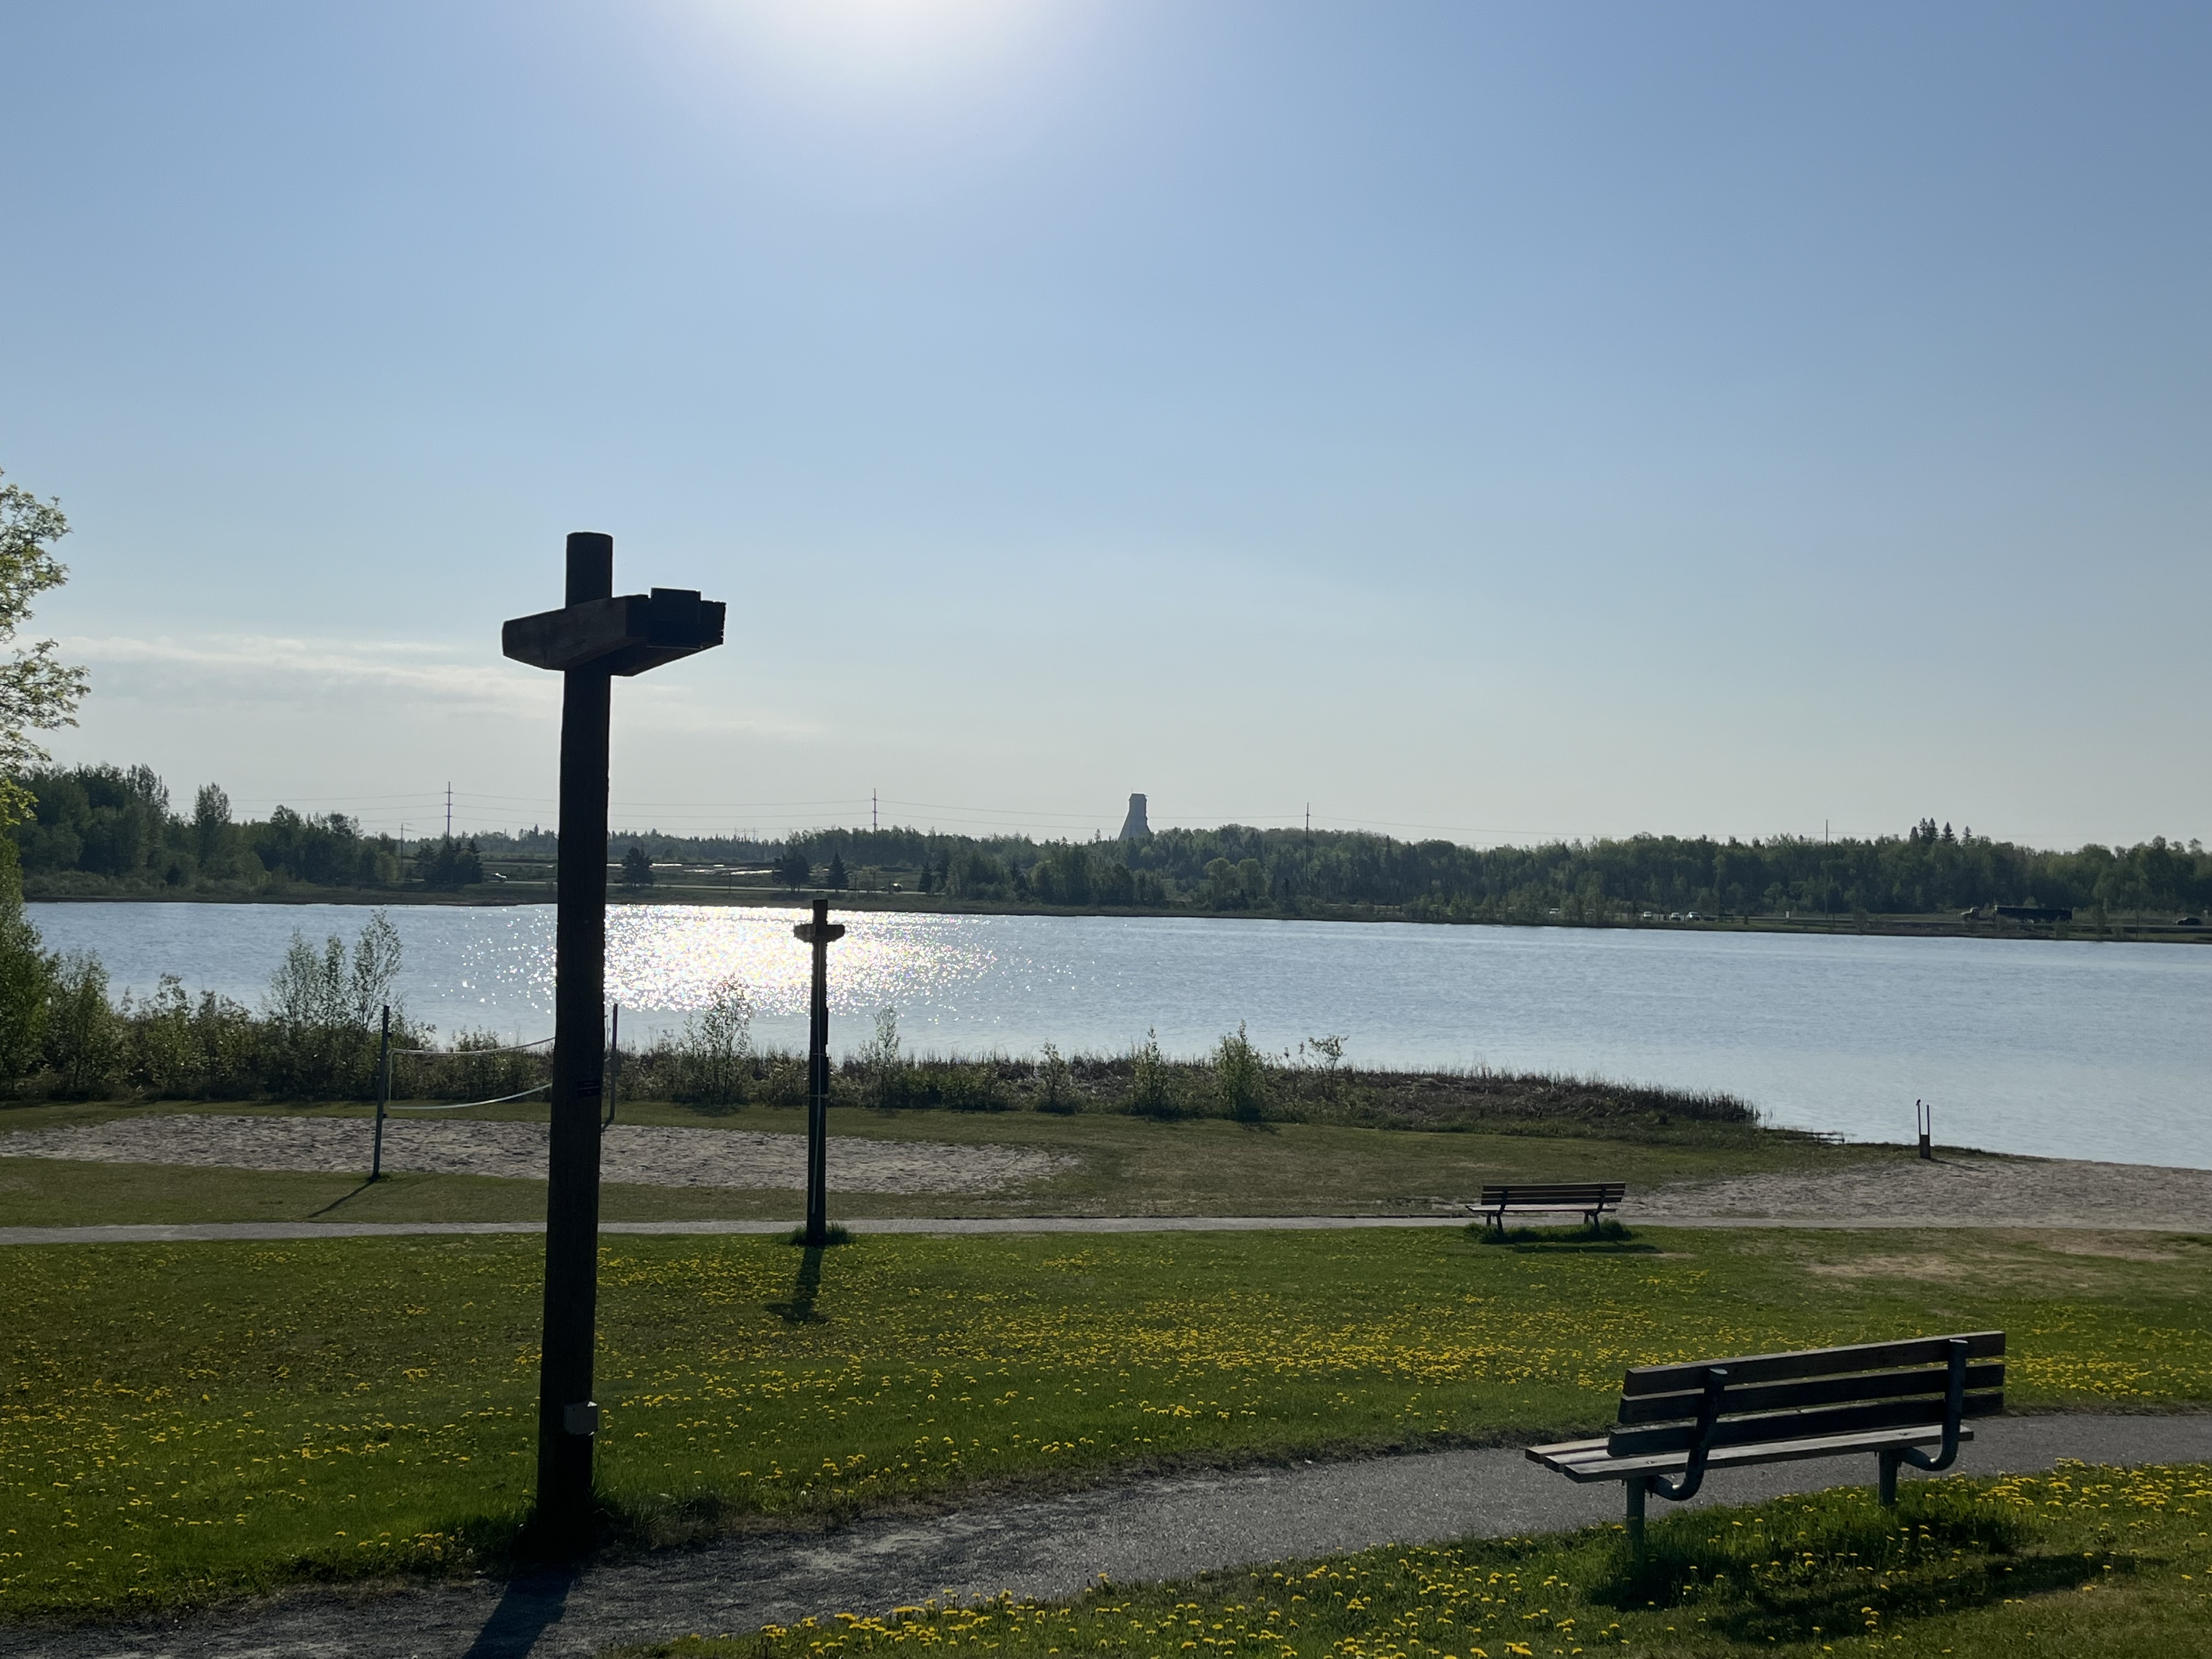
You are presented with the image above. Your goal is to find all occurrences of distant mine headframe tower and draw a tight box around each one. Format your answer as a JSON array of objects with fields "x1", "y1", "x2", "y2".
[{"x1": 1119, "y1": 793, "x2": 1151, "y2": 840}]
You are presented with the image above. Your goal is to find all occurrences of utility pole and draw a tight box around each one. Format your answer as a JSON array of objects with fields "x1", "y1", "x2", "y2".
[
  {"x1": 792, "y1": 898, "x2": 845, "y2": 1246},
  {"x1": 501, "y1": 533, "x2": 724, "y2": 1549},
  {"x1": 871, "y1": 789, "x2": 878, "y2": 833},
  {"x1": 447, "y1": 783, "x2": 454, "y2": 842}
]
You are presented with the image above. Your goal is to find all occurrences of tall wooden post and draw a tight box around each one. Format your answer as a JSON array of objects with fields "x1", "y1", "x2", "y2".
[
  {"x1": 502, "y1": 533, "x2": 724, "y2": 1549},
  {"x1": 793, "y1": 898, "x2": 844, "y2": 1246},
  {"x1": 537, "y1": 531, "x2": 614, "y2": 1540}
]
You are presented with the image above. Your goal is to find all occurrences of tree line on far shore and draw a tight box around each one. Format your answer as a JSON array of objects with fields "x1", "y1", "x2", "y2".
[
  {"x1": 12, "y1": 761, "x2": 2209, "y2": 924},
  {"x1": 768, "y1": 816, "x2": 2210, "y2": 924},
  {"x1": 10, "y1": 763, "x2": 486, "y2": 892}
]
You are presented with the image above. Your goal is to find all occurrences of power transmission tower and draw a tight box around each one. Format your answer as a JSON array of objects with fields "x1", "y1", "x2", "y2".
[{"x1": 446, "y1": 783, "x2": 454, "y2": 840}]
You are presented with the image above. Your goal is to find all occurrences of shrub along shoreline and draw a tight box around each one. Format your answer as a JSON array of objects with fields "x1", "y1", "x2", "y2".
[
  {"x1": 0, "y1": 896, "x2": 1773, "y2": 1138},
  {"x1": 7, "y1": 966, "x2": 1763, "y2": 1141}
]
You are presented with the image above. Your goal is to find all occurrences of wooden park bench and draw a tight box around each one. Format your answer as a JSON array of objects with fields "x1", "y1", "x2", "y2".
[
  {"x1": 1525, "y1": 1331, "x2": 2005, "y2": 1543},
  {"x1": 1468, "y1": 1181, "x2": 1626, "y2": 1232}
]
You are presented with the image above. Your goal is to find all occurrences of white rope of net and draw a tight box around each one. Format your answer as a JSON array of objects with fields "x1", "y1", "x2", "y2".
[
  {"x1": 390, "y1": 1036, "x2": 553, "y2": 1057},
  {"x1": 385, "y1": 1083, "x2": 551, "y2": 1112}
]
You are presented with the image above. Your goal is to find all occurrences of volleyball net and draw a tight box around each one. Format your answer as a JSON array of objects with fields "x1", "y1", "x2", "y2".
[{"x1": 381, "y1": 1034, "x2": 554, "y2": 1111}]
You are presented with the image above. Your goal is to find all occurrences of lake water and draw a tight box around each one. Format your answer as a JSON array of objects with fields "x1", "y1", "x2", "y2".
[{"x1": 26, "y1": 902, "x2": 2210, "y2": 1170}]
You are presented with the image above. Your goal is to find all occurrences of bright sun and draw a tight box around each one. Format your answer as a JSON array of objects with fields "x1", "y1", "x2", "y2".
[{"x1": 693, "y1": 0, "x2": 1058, "y2": 101}]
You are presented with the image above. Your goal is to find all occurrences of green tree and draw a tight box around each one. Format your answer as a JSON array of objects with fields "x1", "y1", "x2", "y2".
[
  {"x1": 0, "y1": 839, "x2": 50, "y2": 1079},
  {"x1": 673, "y1": 977, "x2": 753, "y2": 1106},
  {"x1": 826, "y1": 852, "x2": 848, "y2": 889},
  {"x1": 0, "y1": 469, "x2": 90, "y2": 826},
  {"x1": 622, "y1": 844, "x2": 655, "y2": 887},
  {"x1": 44, "y1": 950, "x2": 116, "y2": 1096},
  {"x1": 192, "y1": 783, "x2": 244, "y2": 881},
  {"x1": 1124, "y1": 1027, "x2": 1178, "y2": 1118},
  {"x1": 412, "y1": 834, "x2": 481, "y2": 888},
  {"x1": 1212, "y1": 1021, "x2": 1266, "y2": 1121}
]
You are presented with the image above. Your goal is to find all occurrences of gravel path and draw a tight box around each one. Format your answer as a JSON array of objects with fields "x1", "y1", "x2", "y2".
[
  {"x1": 7, "y1": 1414, "x2": 2208, "y2": 1659},
  {"x1": 0, "y1": 1116, "x2": 1075, "y2": 1196}
]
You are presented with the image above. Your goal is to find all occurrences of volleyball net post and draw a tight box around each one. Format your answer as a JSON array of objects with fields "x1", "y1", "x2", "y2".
[
  {"x1": 605, "y1": 1003, "x2": 621, "y2": 1127},
  {"x1": 371, "y1": 1005, "x2": 391, "y2": 1181}
]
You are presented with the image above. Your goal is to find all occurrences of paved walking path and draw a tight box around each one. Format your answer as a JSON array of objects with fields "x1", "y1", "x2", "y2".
[{"x1": 8, "y1": 1414, "x2": 2209, "y2": 1659}]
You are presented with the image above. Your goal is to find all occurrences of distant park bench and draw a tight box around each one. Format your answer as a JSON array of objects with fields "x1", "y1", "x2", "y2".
[
  {"x1": 1468, "y1": 1181, "x2": 1626, "y2": 1232},
  {"x1": 1525, "y1": 1331, "x2": 2006, "y2": 1543}
]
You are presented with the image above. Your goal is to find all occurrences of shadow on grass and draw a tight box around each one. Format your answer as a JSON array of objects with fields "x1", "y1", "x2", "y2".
[
  {"x1": 1468, "y1": 1219, "x2": 1656, "y2": 1253},
  {"x1": 768, "y1": 1243, "x2": 830, "y2": 1323},
  {"x1": 1589, "y1": 1482, "x2": 2114, "y2": 1644},
  {"x1": 306, "y1": 1178, "x2": 381, "y2": 1218}
]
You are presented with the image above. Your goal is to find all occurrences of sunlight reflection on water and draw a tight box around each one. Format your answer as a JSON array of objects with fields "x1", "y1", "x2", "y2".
[{"x1": 604, "y1": 906, "x2": 996, "y2": 1016}]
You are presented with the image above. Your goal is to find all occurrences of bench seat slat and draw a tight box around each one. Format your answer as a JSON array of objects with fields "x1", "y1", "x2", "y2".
[
  {"x1": 1616, "y1": 1362, "x2": 2006, "y2": 1424},
  {"x1": 1608, "y1": 1392, "x2": 2002, "y2": 1458},
  {"x1": 1622, "y1": 1331, "x2": 2005, "y2": 1395},
  {"x1": 1527, "y1": 1424, "x2": 1976, "y2": 1484}
]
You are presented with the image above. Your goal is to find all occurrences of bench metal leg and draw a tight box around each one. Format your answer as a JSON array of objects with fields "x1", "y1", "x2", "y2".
[
  {"x1": 1624, "y1": 1476, "x2": 1647, "y2": 1551},
  {"x1": 1878, "y1": 1448, "x2": 1903, "y2": 1507}
]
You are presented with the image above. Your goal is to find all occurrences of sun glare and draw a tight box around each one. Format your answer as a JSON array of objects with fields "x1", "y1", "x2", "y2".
[{"x1": 692, "y1": 0, "x2": 1059, "y2": 103}]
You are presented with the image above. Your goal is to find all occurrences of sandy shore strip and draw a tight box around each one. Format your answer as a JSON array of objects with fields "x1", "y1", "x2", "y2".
[
  {"x1": 0, "y1": 1115, "x2": 1078, "y2": 1195},
  {"x1": 1622, "y1": 1152, "x2": 2212, "y2": 1230}
]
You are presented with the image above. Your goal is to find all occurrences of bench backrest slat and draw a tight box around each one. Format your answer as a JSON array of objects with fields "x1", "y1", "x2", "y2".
[
  {"x1": 1609, "y1": 1391, "x2": 2004, "y2": 1458},
  {"x1": 1478, "y1": 1183, "x2": 1626, "y2": 1203},
  {"x1": 1621, "y1": 1331, "x2": 2005, "y2": 1396},
  {"x1": 1616, "y1": 1361, "x2": 2005, "y2": 1425}
]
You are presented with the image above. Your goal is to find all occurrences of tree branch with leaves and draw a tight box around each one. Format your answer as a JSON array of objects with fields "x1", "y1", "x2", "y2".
[{"x1": 0, "y1": 469, "x2": 89, "y2": 826}]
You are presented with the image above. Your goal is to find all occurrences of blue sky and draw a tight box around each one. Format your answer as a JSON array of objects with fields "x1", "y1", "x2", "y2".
[{"x1": 3, "y1": 1, "x2": 2206, "y2": 848}]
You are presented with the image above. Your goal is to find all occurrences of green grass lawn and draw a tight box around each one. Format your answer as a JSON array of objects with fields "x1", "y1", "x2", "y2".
[
  {"x1": 610, "y1": 1463, "x2": 2212, "y2": 1659},
  {"x1": 0, "y1": 1097, "x2": 1891, "y2": 1228},
  {"x1": 4, "y1": 1226, "x2": 2208, "y2": 1621}
]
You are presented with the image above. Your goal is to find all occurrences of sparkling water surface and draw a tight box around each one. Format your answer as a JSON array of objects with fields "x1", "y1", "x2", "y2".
[{"x1": 26, "y1": 902, "x2": 2210, "y2": 1169}]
